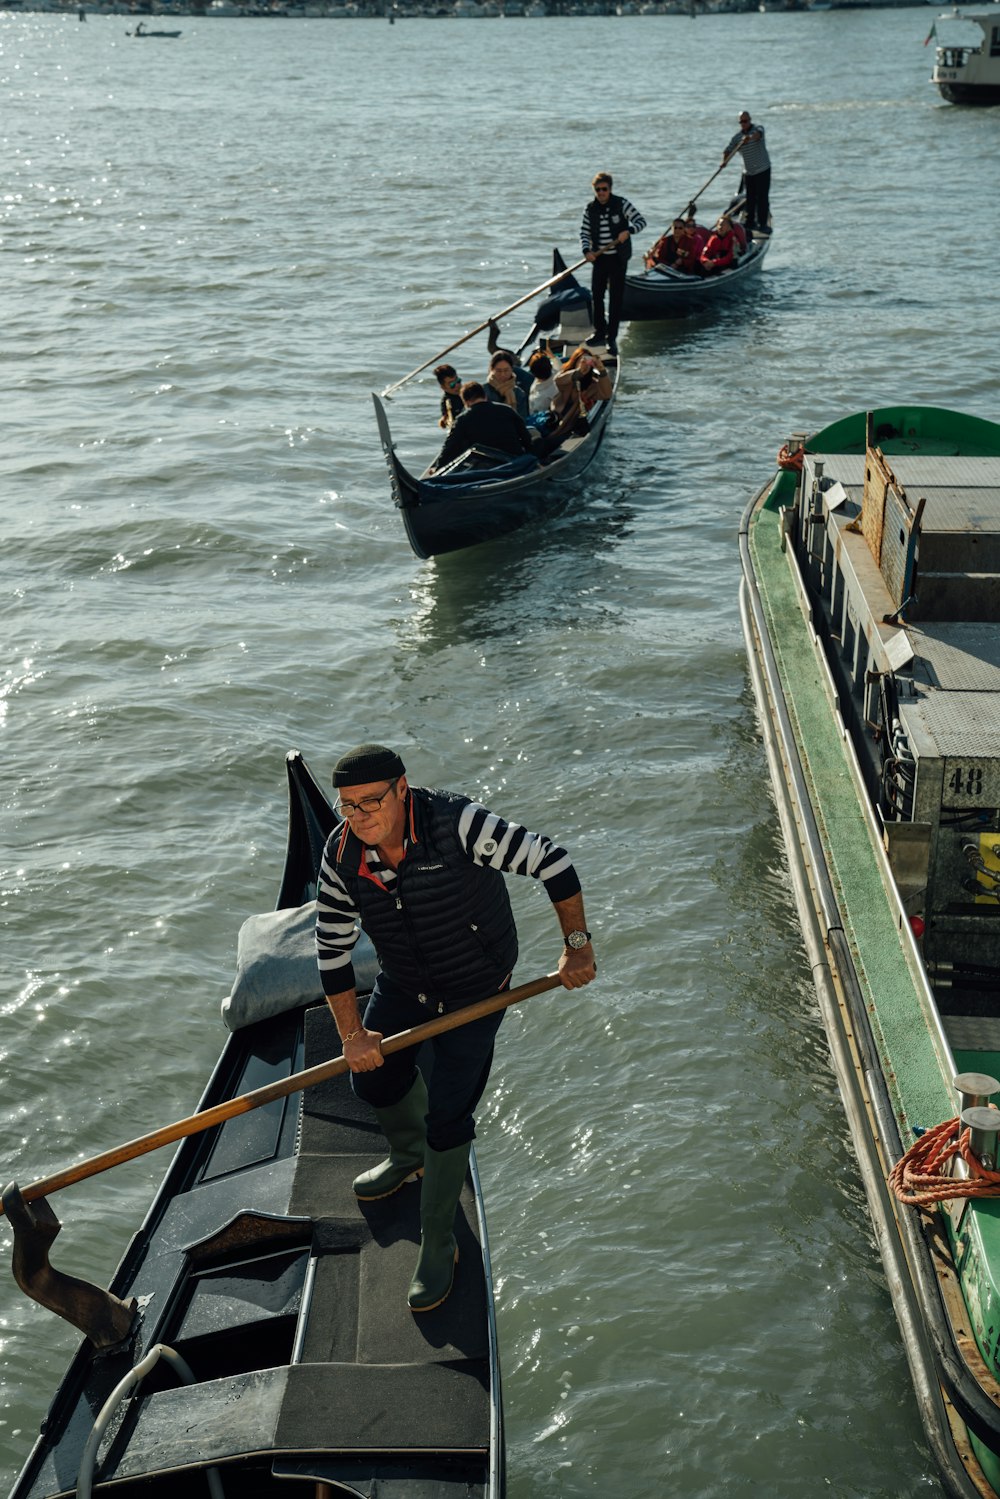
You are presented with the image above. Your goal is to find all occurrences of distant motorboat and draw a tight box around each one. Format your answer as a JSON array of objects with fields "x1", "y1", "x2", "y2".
[
  {"x1": 128, "y1": 23, "x2": 183, "y2": 35},
  {"x1": 929, "y1": 10, "x2": 1000, "y2": 103}
]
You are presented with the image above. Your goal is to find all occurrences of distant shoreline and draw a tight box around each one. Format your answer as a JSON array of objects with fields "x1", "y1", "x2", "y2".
[{"x1": 2, "y1": 0, "x2": 941, "y2": 17}]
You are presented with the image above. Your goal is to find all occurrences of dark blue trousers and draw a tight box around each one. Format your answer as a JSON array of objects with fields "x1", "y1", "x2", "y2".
[
  {"x1": 590, "y1": 251, "x2": 627, "y2": 342},
  {"x1": 745, "y1": 168, "x2": 771, "y2": 231},
  {"x1": 351, "y1": 970, "x2": 507, "y2": 1152}
]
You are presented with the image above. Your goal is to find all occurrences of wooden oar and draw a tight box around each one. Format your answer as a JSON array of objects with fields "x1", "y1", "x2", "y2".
[
  {"x1": 380, "y1": 259, "x2": 589, "y2": 399},
  {"x1": 0, "y1": 971, "x2": 563, "y2": 1215}
]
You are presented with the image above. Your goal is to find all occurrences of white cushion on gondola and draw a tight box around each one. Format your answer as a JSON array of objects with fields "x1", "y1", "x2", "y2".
[{"x1": 222, "y1": 900, "x2": 378, "y2": 1031}]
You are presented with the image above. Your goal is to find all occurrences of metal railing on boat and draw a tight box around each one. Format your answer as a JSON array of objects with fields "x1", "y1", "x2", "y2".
[{"x1": 76, "y1": 1343, "x2": 225, "y2": 1499}]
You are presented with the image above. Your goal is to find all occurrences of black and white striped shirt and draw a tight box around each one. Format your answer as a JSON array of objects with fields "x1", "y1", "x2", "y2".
[
  {"x1": 316, "y1": 796, "x2": 581, "y2": 994},
  {"x1": 580, "y1": 195, "x2": 646, "y2": 255},
  {"x1": 725, "y1": 122, "x2": 770, "y2": 176}
]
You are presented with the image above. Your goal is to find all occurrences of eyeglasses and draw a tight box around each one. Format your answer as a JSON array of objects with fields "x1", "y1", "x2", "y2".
[
  {"x1": 336, "y1": 779, "x2": 399, "y2": 817},
  {"x1": 595, "y1": 185, "x2": 611, "y2": 193}
]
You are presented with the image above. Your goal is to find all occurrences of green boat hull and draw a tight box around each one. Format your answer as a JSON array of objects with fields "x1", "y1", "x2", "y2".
[{"x1": 741, "y1": 405, "x2": 1000, "y2": 1498}]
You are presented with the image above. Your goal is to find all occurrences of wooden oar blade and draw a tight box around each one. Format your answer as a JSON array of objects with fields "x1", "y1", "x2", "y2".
[{"x1": 2, "y1": 1184, "x2": 138, "y2": 1349}]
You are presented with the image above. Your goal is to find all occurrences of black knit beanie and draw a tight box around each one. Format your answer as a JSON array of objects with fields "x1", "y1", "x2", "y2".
[{"x1": 332, "y1": 743, "x2": 406, "y2": 788}]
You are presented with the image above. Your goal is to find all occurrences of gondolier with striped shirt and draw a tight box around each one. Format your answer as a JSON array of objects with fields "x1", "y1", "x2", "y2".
[
  {"x1": 723, "y1": 110, "x2": 771, "y2": 235},
  {"x1": 580, "y1": 171, "x2": 646, "y2": 358},
  {"x1": 315, "y1": 743, "x2": 596, "y2": 1312}
]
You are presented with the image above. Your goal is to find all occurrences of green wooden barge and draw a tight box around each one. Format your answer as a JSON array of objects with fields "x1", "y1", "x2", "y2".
[{"x1": 740, "y1": 406, "x2": 1000, "y2": 1497}]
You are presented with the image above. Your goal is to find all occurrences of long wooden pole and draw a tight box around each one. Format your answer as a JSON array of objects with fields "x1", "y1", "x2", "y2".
[
  {"x1": 0, "y1": 972, "x2": 563, "y2": 1215},
  {"x1": 380, "y1": 259, "x2": 590, "y2": 399}
]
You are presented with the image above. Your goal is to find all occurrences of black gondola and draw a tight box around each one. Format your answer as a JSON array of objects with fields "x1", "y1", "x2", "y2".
[
  {"x1": 621, "y1": 224, "x2": 771, "y2": 320},
  {"x1": 5, "y1": 750, "x2": 505, "y2": 1499},
  {"x1": 374, "y1": 251, "x2": 619, "y2": 561}
]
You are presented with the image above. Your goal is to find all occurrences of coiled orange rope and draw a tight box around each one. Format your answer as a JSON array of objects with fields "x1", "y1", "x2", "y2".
[
  {"x1": 776, "y1": 443, "x2": 805, "y2": 473},
  {"x1": 889, "y1": 1116, "x2": 1000, "y2": 1209}
]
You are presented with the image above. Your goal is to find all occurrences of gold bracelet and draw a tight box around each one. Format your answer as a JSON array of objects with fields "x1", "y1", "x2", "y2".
[{"x1": 343, "y1": 1029, "x2": 361, "y2": 1044}]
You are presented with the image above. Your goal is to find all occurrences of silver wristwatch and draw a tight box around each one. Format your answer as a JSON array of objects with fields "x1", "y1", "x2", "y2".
[{"x1": 564, "y1": 930, "x2": 592, "y2": 950}]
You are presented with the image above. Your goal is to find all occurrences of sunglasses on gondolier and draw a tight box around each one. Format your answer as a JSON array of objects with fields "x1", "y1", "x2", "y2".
[{"x1": 336, "y1": 779, "x2": 399, "y2": 817}]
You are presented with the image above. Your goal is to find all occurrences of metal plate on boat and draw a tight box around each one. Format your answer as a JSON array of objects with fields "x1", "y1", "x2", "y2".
[
  {"x1": 903, "y1": 693, "x2": 1000, "y2": 795},
  {"x1": 883, "y1": 455, "x2": 1000, "y2": 489},
  {"x1": 908, "y1": 624, "x2": 1000, "y2": 691}
]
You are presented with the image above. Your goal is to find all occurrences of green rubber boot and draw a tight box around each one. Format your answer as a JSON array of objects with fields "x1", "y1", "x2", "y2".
[
  {"x1": 407, "y1": 1140, "x2": 471, "y2": 1313},
  {"x1": 353, "y1": 1072, "x2": 428, "y2": 1202}
]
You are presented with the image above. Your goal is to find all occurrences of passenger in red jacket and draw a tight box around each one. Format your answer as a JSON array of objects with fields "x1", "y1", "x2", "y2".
[
  {"x1": 644, "y1": 218, "x2": 687, "y2": 269},
  {"x1": 700, "y1": 214, "x2": 739, "y2": 275},
  {"x1": 676, "y1": 217, "x2": 708, "y2": 275}
]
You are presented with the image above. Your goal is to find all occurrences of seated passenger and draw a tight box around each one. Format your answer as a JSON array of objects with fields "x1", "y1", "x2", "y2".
[
  {"x1": 561, "y1": 346, "x2": 613, "y2": 416},
  {"x1": 731, "y1": 217, "x2": 748, "y2": 256},
  {"x1": 700, "y1": 214, "x2": 738, "y2": 276},
  {"x1": 485, "y1": 351, "x2": 529, "y2": 420},
  {"x1": 527, "y1": 349, "x2": 577, "y2": 419},
  {"x1": 429, "y1": 381, "x2": 535, "y2": 474},
  {"x1": 645, "y1": 219, "x2": 687, "y2": 270},
  {"x1": 487, "y1": 320, "x2": 534, "y2": 399},
  {"x1": 675, "y1": 217, "x2": 707, "y2": 276},
  {"x1": 434, "y1": 364, "x2": 464, "y2": 429}
]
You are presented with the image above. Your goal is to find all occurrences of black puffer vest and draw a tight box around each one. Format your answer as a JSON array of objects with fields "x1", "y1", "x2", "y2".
[
  {"x1": 584, "y1": 193, "x2": 633, "y2": 264},
  {"x1": 334, "y1": 787, "x2": 518, "y2": 1008}
]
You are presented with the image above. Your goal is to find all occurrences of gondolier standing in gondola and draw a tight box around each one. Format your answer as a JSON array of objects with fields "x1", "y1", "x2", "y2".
[
  {"x1": 723, "y1": 111, "x2": 771, "y2": 235},
  {"x1": 580, "y1": 171, "x2": 646, "y2": 358},
  {"x1": 315, "y1": 743, "x2": 596, "y2": 1313}
]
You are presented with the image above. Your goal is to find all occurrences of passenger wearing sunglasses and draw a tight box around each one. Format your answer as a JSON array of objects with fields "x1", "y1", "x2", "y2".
[{"x1": 433, "y1": 363, "x2": 464, "y2": 429}]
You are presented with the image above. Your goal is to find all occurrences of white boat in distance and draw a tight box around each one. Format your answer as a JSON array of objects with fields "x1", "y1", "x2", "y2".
[{"x1": 929, "y1": 9, "x2": 1000, "y2": 104}]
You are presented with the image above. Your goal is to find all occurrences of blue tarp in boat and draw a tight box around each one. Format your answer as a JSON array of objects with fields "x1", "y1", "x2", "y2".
[{"x1": 417, "y1": 453, "x2": 541, "y2": 502}]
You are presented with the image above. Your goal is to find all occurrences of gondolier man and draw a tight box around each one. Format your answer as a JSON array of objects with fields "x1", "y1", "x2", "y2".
[
  {"x1": 315, "y1": 743, "x2": 596, "y2": 1312},
  {"x1": 723, "y1": 111, "x2": 771, "y2": 235},
  {"x1": 579, "y1": 171, "x2": 646, "y2": 358}
]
